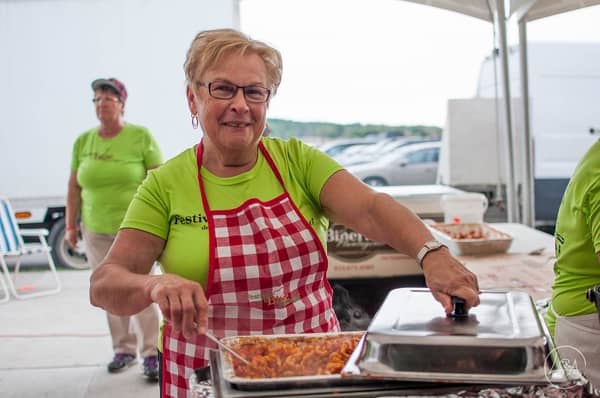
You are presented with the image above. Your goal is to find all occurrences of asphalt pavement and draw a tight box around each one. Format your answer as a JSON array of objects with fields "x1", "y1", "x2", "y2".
[{"x1": 0, "y1": 267, "x2": 160, "y2": 398}]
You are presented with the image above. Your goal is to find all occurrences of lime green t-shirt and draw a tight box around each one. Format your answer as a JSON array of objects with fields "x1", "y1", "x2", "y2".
[
  {"x1": 121, "y1": 137, "x2": 343, "y2": 287},
  {"x1": 545, "y1": 139, "x2": 600, "y2": 335},
  {"x1": 71, "y1": 123, "x2": 162, "y2": 234}
]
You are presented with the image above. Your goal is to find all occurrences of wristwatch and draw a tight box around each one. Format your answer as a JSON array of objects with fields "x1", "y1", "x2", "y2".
[{"x1": 416, "y1": 240, "x2": 447, "y2": 268}]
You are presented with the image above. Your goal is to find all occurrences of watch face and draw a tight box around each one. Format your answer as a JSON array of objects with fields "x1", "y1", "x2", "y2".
[{"x1": 425, "y1": 241, "x2": 440, "y2": 250}]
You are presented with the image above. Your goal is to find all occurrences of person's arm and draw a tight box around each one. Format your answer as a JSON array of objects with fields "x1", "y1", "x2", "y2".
[
  {"x1": 320, "y1": 169, "x2": 480, "y2": 313},
  {"x1": 143, "y1": 129, "x2": 163, "y2": 171},
  {"x1": 65, "y1": 170, "x2": 82, "y2": 248},
  {"x1": 89, "y1": 228, "x2": 208, "y2": 339}
]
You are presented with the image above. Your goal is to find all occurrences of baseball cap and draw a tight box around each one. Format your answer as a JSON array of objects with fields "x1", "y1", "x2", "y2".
[{"x1": 91, "y1": 78, "x2": 128, "y2": 102}]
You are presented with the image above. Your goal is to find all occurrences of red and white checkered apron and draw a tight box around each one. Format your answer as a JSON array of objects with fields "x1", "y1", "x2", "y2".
[{"x1": 161, "y1": 141, "x2": 340, "y2": 397}]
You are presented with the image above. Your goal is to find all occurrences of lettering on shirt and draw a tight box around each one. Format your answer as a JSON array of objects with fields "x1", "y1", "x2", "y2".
[
  {"x1": 81, "y1": 151, "x2": 113, "y2": 161},
  {"x1": 172, "y1": 213, "x2": 208, "y2": 230}
]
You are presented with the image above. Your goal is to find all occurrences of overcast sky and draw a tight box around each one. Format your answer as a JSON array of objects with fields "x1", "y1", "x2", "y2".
[{"x1": 240, "y1": 0, "x2": 600, "y2": 126}]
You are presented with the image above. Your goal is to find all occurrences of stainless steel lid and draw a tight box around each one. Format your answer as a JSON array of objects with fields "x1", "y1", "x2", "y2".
[
  {"x1": 368, "y1": 288, "x2": 544, "y2": 346},
  {"x1": 343, "y1": 288, "x2": 560, "y2": 384}
]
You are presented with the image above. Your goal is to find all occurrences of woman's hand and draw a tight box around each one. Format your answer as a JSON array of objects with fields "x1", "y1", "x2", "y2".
[
  {"x1": 145, "y1": 274, "x2": 209, "y2": 340},
  {"x1": 421, "y1": 248, "x2": 480, "y2": 314},
  {"x1": 64, "y1": 228, "x2": 79, "y2": 248}
]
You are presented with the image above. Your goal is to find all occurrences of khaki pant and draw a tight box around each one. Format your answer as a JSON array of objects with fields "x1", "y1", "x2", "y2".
[
  {"x1": 555, "y1": 311, "x2": 600, "y2": 394},
  {"x1": 83, "y1": 227, "x2": 159, "y2": 358}
]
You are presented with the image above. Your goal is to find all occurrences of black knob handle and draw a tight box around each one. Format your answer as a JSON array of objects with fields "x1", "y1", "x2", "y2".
[
  {"x1": 586, "y1": 285, "x2": 600, "y2": 304},
  {"x1": 449, "y1": 296, "x2": 468, "y2": 319}
]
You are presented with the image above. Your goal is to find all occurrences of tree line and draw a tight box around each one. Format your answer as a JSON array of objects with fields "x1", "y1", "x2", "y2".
[{"x1": 266, "y1": 118, "x2": 442, "y2": 140}]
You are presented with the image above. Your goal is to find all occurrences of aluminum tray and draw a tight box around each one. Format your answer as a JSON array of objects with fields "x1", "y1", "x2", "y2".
[
  {"x1": 429, "y1": 223, "x2": 513, "y2": 255},
  {"x1": 202, "y1": 349, "x2": 475, "y2": 398},
  {"x1": 342, "y1": 288, "x2": 567, "y2": 385},
  {"x1": 219, "y1": 331, "x2": 364, "y2": 390}
]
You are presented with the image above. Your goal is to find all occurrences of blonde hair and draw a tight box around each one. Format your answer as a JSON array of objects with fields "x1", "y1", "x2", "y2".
[{"x1": 184, "y1": 29, "x2": 283, "y2": 95}]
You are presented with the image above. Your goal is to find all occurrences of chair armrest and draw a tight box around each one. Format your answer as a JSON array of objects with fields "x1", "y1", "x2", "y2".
[{"x1": 20, "y1": 228, "x2": 50, "y2": 237}]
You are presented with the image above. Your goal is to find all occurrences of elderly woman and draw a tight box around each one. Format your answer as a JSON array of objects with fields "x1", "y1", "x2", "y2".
[
  {"x1": 90, "y1": 29, "x2": 479, "y2": 396},
  {"x1": 66, "y1": 78, "x2": 162, "y2": 380}
]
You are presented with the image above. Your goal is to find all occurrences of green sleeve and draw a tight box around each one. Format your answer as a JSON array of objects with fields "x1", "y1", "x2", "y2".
[
  {"x1": 70, "y1": 133, "x2": 84, "y2": 171},
  {"x1": 121, "y1": 171, "x2": 170, "y2": 240},
  {"x1": 142, "y1": 129, "x2": 163, "y2": 168}
]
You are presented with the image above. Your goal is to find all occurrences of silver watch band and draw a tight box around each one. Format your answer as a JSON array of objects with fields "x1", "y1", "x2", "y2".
[{"x1": 416, "y1": 240, "x2": 447, "y2": 268}]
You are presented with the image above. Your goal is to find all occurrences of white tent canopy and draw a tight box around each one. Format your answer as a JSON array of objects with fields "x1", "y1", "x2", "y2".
[
  {"x1": 404, "y1": 0, "x2": 600, "y2": 21},
  {"x1": 403, "y1": 0, "x2": 493, "y2": 21},
  {"x1": 513, "y1": 0, "x2": 600, "y2": 21},
  {"x1": 402, "y1": 0, "x2": 600, "y2": 226}
]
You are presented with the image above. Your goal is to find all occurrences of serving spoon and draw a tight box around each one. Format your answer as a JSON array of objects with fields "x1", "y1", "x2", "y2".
[{"x1": 205, "y1": 331, "x2": 251, "y2": 365}]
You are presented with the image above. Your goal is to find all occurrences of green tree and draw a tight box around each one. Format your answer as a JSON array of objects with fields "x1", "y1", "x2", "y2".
[{"x1": 266, "y1": 118, "x2": 441, "y2": 140}]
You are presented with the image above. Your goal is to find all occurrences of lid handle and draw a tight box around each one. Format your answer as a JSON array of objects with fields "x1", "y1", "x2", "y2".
[
  {"x1": 449, "y1": 296, "x2": 469, "y2": 319},
  {"x1": 586, "y1": 285, "x2": 600, "y2": 304}
]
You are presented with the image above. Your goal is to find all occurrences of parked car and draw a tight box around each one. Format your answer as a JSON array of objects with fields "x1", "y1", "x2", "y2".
[
  {"x1": 332, "y1": 142, "x2": 378, "y2": 164},
  {"x1": 346, "y1": 141, "x2": 440, "y2": 186},
  {"x1": 317, "y1": 138, "x2": 375, "y2": 157},
  {"x1": 337, "y1": 137, "x2": 437, "y2": 166}
]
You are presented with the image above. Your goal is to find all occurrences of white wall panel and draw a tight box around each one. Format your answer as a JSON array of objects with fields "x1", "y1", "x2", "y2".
[{"x1": 0, "y1": 0, "x2": 238, "y2": 198}]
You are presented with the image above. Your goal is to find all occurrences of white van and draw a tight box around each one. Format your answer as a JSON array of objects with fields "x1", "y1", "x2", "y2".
[{"x1": 438, "y1": 42, "x2": 600, "y2": 231}]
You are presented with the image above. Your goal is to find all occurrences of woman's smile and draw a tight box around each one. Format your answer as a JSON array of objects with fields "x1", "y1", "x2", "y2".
[{"x1": 221, "y1": 120, "x2": 252, "y2": 128}]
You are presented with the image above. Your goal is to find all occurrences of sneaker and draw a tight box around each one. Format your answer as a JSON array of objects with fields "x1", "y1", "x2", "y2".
[
  {"x1": 143, "y1": 355, "x2": 159, "y2": 381},
  {"x1": 107, "y1": 353, "x2": 136, "y2": 373}
]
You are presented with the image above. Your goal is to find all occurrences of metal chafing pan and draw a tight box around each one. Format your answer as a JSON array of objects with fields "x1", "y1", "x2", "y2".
[
  {"x1": 212, "y1": 331, "x2": 475, "y2": 394},
  {"x1": 341, "y1": 288, "x2": 567, "y2": 385},
  {"x1": 203, "y1": 349, "x2": 473, "y2": 398}
]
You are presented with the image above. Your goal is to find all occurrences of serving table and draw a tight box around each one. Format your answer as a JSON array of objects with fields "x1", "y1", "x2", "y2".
[
  {"x1": 190, "y1": 224, "x2": 583, "y2": 398},
  {"x1": 456, "y1": 222, "x2": 555, "y2": 301}
]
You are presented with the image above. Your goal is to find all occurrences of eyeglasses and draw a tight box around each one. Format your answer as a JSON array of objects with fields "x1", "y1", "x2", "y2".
[
  {"x1": 92, "y1": 96, "x2": 120, "y2": 104},
  {"x1": 197, "y1": 80, "x2": 270, "y2": 103}
]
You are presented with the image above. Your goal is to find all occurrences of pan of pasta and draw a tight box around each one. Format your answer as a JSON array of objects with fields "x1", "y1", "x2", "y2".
[{"x1": 219, "y1": 331, "x2": 364, "y2": 390}]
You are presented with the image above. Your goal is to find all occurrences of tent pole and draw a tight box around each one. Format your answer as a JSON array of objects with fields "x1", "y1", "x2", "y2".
[
  {"x1": 518, "y1": 19, "x2": 535, "y2": 227},
  {"x1": 494, "y1": 0, "x2": 518, "y2": 223}
]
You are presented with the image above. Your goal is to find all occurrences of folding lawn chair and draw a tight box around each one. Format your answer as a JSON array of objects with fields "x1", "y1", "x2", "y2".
[
  {"x1": 0, "y1": 195, "x2": 62, "y2": 300},
  {"x1": 0, "y1": 261, "x2": 8, "y2": 303}
]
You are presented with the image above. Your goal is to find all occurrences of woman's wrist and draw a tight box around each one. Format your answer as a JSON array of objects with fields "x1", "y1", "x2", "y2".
[{"x1": 65, "y1": 225, "x2": 78, "y2": 231}]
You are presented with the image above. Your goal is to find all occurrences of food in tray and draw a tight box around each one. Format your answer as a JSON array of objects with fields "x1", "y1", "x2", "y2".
[
  {"x1": 434, "y1": 225, "x2": 484, "y2": 240},
  {"x1": 223, "y1": 333, "x2": 361, "y2": 379},
  {"x1": 429, "y1": 223, "x2": 513, "y2": 255},
  {"x1": 430, "y1": 223, "x2": 507, "y2": 240}
]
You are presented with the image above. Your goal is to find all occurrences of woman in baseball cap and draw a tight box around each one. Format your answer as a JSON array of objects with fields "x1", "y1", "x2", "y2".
[{"x1": 65, "y1": 77, "x2": 162, "y2": 381}]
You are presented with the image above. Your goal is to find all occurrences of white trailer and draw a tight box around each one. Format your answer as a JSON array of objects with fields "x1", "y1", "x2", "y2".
[
  {"x1": 438, "y1": 42, "x2": 600, "y2": 231},
  {"x1": 0, "y1": 0, "x2": 240, "y2": 267}
]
